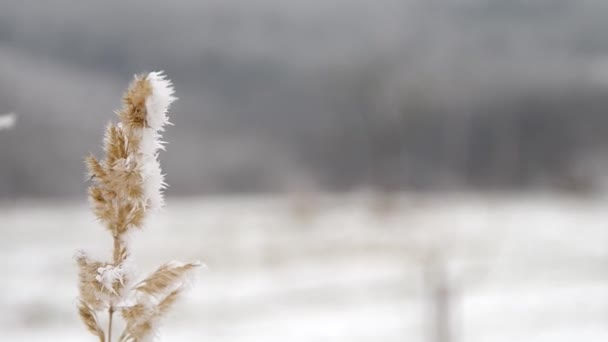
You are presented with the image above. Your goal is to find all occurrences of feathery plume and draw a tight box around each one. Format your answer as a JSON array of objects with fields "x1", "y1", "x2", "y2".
[{"x1": 76, "y1": 72, "x2": 198, "y2": 342}]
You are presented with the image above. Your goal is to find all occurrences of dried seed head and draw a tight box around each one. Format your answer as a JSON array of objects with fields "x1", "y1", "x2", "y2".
[{"x1": 77, "y1": 72, "x2": 197, "y2": 341}]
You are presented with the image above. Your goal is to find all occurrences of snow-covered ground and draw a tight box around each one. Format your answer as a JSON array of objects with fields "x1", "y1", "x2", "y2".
[{"x1": 1, "y1": 193, "x2": 608, "y2": 341}]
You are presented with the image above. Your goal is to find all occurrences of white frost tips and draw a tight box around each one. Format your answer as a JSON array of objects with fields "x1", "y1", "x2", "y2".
[
  {"x1": 145, "y1": 71, "x2": 176, "y2": 131},
  {"x1": 96, "y1": 264, "x2": 127, "y2": 295},
  {"x1": 139, "y1": 72, "x2": 175, "y2": 213}
]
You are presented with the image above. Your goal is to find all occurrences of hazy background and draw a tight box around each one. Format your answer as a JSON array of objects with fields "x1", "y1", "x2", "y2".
[
  {"x1": 2, "y1": 1, "x2": 608, "y2": 341},
  {"x1": 4, "y1": 0, "x2": 608, "y2": 197}
]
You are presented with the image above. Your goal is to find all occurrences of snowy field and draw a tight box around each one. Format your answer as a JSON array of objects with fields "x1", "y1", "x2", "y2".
[{"x1": 1, "y1": 193, "x2": 608, "y2": 342}]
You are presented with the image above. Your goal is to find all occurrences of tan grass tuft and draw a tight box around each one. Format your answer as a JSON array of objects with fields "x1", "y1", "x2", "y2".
[
  {"x1": 119, "y1": 75, "x2": 152, "y2": 129},
  {"x1": 76, "y1": 251, "x2": 107, "y2": 310},
  {"x1": 78, "y1": 300, "x2": 105, "y2": 342},
  {"x1": 85, "y1": 154, "x2": 107, "y2": 181},
  {"x1": 157, "y1": 288, "x2": 182, "y2": 316},
  {"x1": 119, "y1": 288, "x2": 185, "y2": 342},
  {"x1": 135, "y1": 262, "x2": 199, "y2": 298},
  {"x1": 104, "y1": 123, "x2": 129, "y2": 165}
]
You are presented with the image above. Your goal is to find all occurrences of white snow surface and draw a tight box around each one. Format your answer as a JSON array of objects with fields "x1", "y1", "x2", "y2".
[{"x1": 1, "y1": 193, "x2": 608, "y2": 341}]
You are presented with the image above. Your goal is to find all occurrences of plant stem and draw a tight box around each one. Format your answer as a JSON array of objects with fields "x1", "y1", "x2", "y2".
[
  {"x1": 110, "y1": 235, "x2": 120, "y2": 342},
  {"x1": 113, "y1": 235, "x2": 121, "y2": 264},
  {"x1": 108, "y1": 307, "x2": 114, "y2": 342}
]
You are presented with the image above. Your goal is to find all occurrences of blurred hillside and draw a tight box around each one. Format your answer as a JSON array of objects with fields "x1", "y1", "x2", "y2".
[{"x1": 2, "y1": 0, "x2": 608, "y2": 197}]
